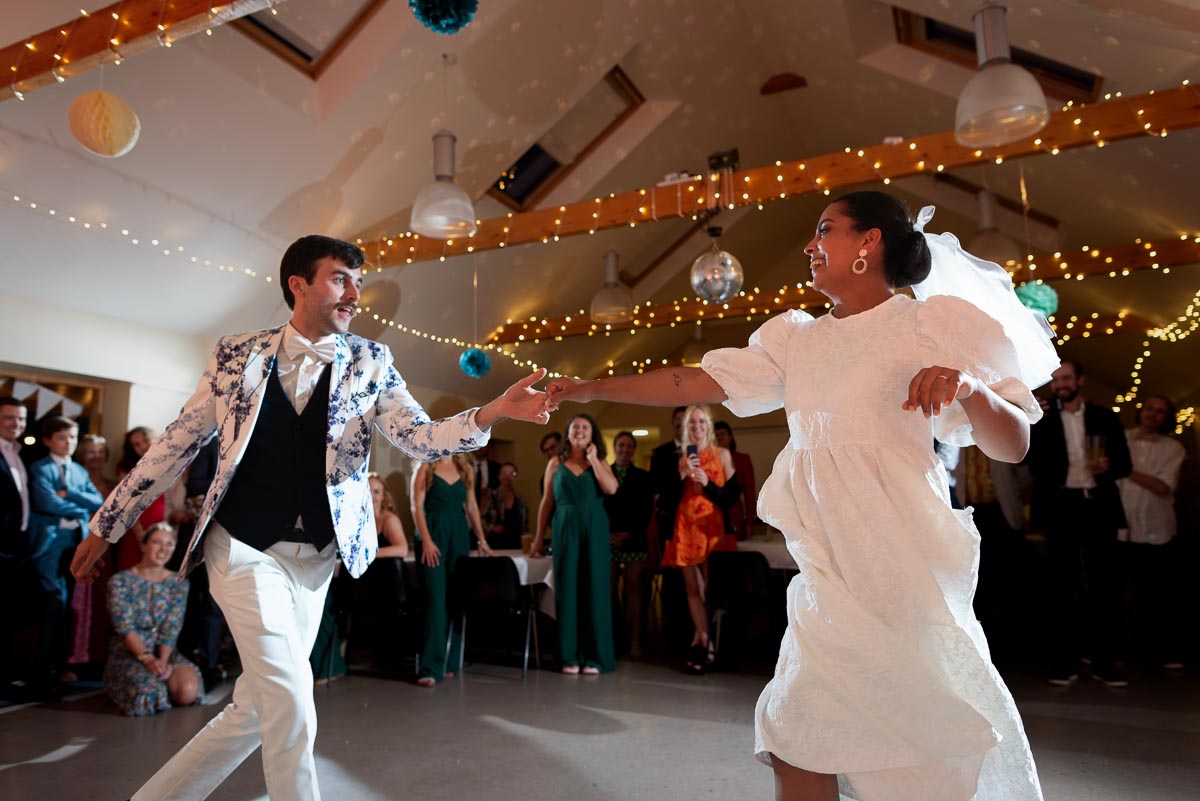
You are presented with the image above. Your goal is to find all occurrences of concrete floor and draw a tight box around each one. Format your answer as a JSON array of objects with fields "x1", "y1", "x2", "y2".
[{"x1": 1, "y1": 662, "x2": 1197, "y2": 801}]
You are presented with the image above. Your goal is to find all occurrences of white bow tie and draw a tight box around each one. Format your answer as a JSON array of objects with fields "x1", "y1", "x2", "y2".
[{"x1": 282, "y1": 332, "x2": 339, "y2": 364}]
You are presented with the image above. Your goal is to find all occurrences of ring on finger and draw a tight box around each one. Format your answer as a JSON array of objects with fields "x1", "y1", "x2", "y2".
[{"x1": 934, "y1": 374, "x2": 951, "y2": 382}]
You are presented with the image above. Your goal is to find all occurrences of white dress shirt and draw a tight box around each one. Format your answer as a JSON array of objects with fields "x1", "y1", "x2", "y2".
[
  {"x1": 278, "y1": 323, "x2": 340, "y2": 414},
  {"x1": 1118, "y1": 429, "x2": 1185, "y2": 544},
  {"x1": 0, "y1": 437, "x2": 29, "y2": 531},
  {"x1": 49, "y1": 452, "x2": 81, "y2": 529},
  {"x1": 1061, "y1": 403, "x2": 1095, "y2": 489}
]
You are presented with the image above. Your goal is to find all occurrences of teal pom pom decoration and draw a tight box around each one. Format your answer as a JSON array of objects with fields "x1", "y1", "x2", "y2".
[
  {"x1": 459, "y1": 348, "x2": 491, "y2": 378},
  {"x1": 410, "y1": 0, "x2": 478, "y2": 35},
  {"x1": 1015, "y1": 282, "x2": 1059, "y2": 317}
]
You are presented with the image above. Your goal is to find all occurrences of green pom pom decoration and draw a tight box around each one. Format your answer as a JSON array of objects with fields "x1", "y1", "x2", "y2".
[
  {"x1": 459, "y1": 347, "x2": 491, "y2": 378},
  {"x1": 410, "y1": 0, "x2": 478, "y2": 35},
  {"x1": 1015, "y1": 282, "x2": 1059, "y2": 317}
]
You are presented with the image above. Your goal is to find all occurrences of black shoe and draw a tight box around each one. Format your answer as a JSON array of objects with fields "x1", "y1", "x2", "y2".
[{"x1": 1091, "y1": 664, "x2": 1129, "y2": 688}]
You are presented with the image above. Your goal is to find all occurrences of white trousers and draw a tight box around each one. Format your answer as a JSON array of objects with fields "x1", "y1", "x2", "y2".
[{"x1": 133, "y1": 524, "x2": 336, "y2": 801}]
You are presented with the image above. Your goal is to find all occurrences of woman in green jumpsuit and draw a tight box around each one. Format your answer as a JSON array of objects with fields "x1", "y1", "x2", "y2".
[
  {"x1": 414, "y1": 454, "x2": 492, "y2": 686},
  {"x1": 532, "y1": 413, "x2": 618, "y2": 673}
]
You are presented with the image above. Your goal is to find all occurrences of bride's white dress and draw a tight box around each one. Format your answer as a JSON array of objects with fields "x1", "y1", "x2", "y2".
[{"x1": 702, "y1": 293, "x2": 1044, "y2": 801}]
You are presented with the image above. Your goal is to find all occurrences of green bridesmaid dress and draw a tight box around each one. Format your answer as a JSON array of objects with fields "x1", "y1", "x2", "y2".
[
  {"x1": 418, "y1": 474, "x2": 471, "y2": 682},
  {"x1": 551, "y1": 466, "x2": 615, "y2": 672}
]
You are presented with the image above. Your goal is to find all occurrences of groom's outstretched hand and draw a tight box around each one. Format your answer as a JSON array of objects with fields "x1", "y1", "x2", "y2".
[{"x1": 477, "y1": 368, "x2": 551, "y2": 429}]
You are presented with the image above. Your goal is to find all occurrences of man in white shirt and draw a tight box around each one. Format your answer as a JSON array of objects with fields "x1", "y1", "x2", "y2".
[
  {"x1": 1027, "y1": 360, "x2": 1132, "y2": 688},
  {"x1": 71, "y1": 235, "x2": 551, "y2": 801}
]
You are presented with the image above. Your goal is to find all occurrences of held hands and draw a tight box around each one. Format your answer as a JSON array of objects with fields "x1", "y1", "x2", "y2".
[
  {"x1": 483, "y1": 369, "x2": 551, "y2": 427},
  {"x1": 902, "y1": 366, "x2": 978, "y2": 417},
  {"x1": 70, "y1": 534, "x2": 111, "y2": 583},
  {"x1": 544, "y1": 377, "x2": 592, "y2": 413},
  {"x1": 1088, "y1": 456, "x2": 1111, "y2": 475}
]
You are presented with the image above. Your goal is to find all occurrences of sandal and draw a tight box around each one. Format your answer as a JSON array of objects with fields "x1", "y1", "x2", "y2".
[
  {"x1": 581, "y1": 666, "x2": 600, "y2": 675},
  {"x1": 561, "y1": 664, "x2": 580, "y2": 674},
  {"x1": 416, "y1": 676, "x2": 436, "y2": 687}
]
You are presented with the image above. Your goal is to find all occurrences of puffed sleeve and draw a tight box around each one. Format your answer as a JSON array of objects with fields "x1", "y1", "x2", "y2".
[
  {"x1": 701, "y1": 309, "x2": 809, "y2": 417},
  {"x1": 917, "y1": 295, "x2": 1044, "y2": 446}
]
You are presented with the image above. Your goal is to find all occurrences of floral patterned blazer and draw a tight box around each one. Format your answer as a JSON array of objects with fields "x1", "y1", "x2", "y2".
[{"x1": 88, "y1": 326, "x2": 490, "y2": 578}]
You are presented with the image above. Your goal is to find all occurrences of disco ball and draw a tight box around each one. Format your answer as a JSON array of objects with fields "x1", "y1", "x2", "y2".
[{"x1": 690, "y1": 245, "x2": 744, "y2": 303}]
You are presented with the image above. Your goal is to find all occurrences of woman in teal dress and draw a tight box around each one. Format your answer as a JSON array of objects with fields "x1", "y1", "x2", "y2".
[
  {"x1": 104, "y1": 523, "x2": 203, "y2": 716},
  {"x1": 413, "y1": 454, "x2": 492, "y2": 686},
  {"x1": 532, "y1": 413, "x2": 618, "y2": 673}
]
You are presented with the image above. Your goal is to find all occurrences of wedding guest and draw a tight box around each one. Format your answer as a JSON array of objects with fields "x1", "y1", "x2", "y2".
[
  {"x1": 1027, "y1": 359, "x2": 1133, "y2": 687},
  {"x1": 1118, "y1": 394, "x2": 1186, "y2": 669},
  {"x1": 68, "y1": 434, "x2": 116, "y2": 665},
  {"x1": 667, "y1": 405, "x2": 738, "y2": 673},
  {"x1": 533, "y1": 413, "x2": 618, "y2": 673},
  {"x1": 471, "y1": 444, "x2": 501, "y2": 507},
  {"x1": 104, "y1": 522, "x2": 202, "y2": 715},
  {"x1": 714, "y1": 420, "x2": 758, "y2": 538},
  {"x1": 650, "y1": 407, "x2": 687, "y2": 546},
  {"x1": 177, "y1": 438, "x2": 226, "y2": 689},
  {"x1": 605, "y1": 431, "x2": 654, "y2": 658},
  {"x1": 370, "y1": 473, "x2": 409, "y2": 559},
  {"x1": 27, "y1": 416, "x2": 104, "y2": 697},
  {"x1": 115, "y1": 427, "x2": 165, "y2": 571},
  {"x1": 364, "y1": 473, "x2": 411, "y2": 671},
  {"x1": 481, "y1": 462, "x2": 528, "y2": 549},
  {"x1": 413, "y1": 454, "x2": 492, "y2": 686},
  {"x1": 0, "y1": 397, "x2": 30, "y2": 695}
]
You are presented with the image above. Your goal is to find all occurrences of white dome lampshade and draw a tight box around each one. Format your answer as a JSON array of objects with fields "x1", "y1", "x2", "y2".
[
  {"x1": 68, "y1": 91, "x2": 141, "y2": 158},
  {"x1": 409, "y1": 129, "x2": 477, "y2": 239},
  {"x1": 955, "y1": 3, "x2": 1049, "y2": 148},
  {"x1": 590, "y1": 250, "x2": 634, "y2": 324},
  {"x1": 681, "y1": 326, "x2": 707, "y2": 367},
  {"x1": 967, "y1": 190, "x2": 1022, "y2": 267}
]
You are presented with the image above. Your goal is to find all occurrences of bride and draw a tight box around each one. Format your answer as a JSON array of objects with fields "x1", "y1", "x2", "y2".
[{"x1": 545, "y1": 191, "x2": 1057, "y2": 801}]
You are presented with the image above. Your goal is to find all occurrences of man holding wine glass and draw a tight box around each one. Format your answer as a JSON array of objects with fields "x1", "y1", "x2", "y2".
[{"x1": 1026, "y1": 359, "x2": 1132, "y2": 688}]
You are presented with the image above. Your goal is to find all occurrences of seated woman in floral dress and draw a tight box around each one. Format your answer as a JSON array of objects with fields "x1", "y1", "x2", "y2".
[{"x1": 104, "y1": 522, "x2": 203, "y2": 716}]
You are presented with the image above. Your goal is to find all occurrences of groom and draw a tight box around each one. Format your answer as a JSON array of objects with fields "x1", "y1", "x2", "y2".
[{"x1": 71, "y1": 234, "x2": 549, "y2": 801}]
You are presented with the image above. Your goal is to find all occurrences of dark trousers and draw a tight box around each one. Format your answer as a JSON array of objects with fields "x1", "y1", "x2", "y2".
[
  {"x1": 1122, "y1": 540, "x2": 1184, "y2": 663},
  {"x1": 1045, "y1": 490, "x2": 1121, "y2": 672},
  {"x1": 29, "y1": 528, "x2": 79, "y2": 682}
]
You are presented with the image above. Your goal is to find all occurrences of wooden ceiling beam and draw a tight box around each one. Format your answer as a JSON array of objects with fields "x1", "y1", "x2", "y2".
[
  {"x1": 1, "y1": 0, "x2": 284, "y2": 102},
  {"x1": 365, "y1": 84, "x2": 1200, "y2": 268},
  {"x1": 487, "y1": 233, "x2": 1200, "y2": 345}
]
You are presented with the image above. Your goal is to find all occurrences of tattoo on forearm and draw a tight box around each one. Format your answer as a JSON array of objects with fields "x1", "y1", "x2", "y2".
[{"x1": 672, "y1": 372, "x2": 682, "y2": 388}]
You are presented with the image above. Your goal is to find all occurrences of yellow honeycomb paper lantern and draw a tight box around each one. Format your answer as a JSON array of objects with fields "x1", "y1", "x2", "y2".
[{"x1": 68, "y1": 91, "x2": 141, "y2": 158}]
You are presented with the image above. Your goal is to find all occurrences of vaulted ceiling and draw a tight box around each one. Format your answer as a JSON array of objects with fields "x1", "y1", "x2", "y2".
[{"x1": 2, "y1": 0, "x2": 1198, "y2": 410}]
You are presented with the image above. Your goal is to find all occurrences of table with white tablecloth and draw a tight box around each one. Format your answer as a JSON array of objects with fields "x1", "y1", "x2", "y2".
[
  {"x1": 737, "y1": 536, "x2": 798, "y2": 572},
  {"x1": 405, "y1": 549, "x2": 557, "y2": 615}
]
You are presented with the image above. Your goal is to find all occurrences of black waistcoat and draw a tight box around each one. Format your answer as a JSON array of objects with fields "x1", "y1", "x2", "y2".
[{"x1": 215, "y1": 359, "x2": 335, "y2": 551}]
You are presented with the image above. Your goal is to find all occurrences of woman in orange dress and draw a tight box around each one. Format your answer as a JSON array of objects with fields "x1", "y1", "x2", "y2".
[{"x1": 663, "y1": 404, "x2": 738, "y2": 673}]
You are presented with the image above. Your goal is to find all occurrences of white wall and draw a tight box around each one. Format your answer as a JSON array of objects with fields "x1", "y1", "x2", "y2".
[{"x1": 0, "y1": 290, "x2": 213, "y2": 437}]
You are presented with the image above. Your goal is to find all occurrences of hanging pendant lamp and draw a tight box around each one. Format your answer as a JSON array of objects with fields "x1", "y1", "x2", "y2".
[
  {"x1": 590, "y1": 250, "x2": 634, "y2": 323},
  {"x1": 955, "y1": 2, "x2": 1049, "y2": 148},
  {"x1": 410, "y1": 129, "x2": 477, "y2": 239},
  {"x1": 967, "y1": 190, "x2": 1021, "y2": 267}
]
